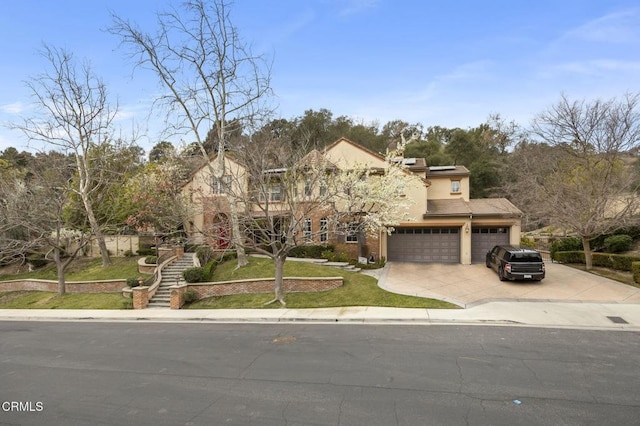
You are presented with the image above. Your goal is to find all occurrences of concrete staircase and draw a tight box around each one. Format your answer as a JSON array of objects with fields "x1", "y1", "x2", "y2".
[{"x1": 148, "y1": 255, "x2": 194, "y2": 308}]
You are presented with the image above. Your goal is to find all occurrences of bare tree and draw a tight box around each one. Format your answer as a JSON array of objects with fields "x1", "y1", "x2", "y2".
[
  {"x1": 110, "y1": 0, "x2": 273, "y2": 268},
  {"x1": 0, "y1": 154, "x2": 91, "y2": 295},
  {"x1": 11, "y1": 45, "x2": 118, "y2": 266},
  {"x1": 530, "y1": 93, "x2": 640, "y2": 269}
]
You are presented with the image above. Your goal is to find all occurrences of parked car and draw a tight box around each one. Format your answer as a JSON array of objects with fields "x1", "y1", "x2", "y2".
[{"x1": 486, "y1": 245, "x2": 545, "y2": 281}]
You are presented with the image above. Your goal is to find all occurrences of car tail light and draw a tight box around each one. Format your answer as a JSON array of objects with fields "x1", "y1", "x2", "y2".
[{"x1": 505, "y1": 263, "x2": 511, "y2": 273}]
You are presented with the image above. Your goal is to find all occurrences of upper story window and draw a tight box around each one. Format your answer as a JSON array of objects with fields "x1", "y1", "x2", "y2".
[
  {"x1": 212, "y1": 175, "x2": 232, "y2": 194},
  {"x1": 259, "y1": 183, "x2": 283, "y2": 202},
  {"x1": 451, "y1": 180, "x2": 461, "y2": 194}
]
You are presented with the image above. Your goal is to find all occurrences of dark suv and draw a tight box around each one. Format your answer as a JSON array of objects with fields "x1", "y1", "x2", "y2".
[{"x1": 486, "y1": 245, "x2": 545, "y2": 281}]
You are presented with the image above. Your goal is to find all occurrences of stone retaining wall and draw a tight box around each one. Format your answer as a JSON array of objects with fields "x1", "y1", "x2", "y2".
[
  {"x1": 171, "y1": 277, "x2": 343, "y2": 309},
  {"x1": 0, "y1": 279, "x2": 127, "y2": 293}
]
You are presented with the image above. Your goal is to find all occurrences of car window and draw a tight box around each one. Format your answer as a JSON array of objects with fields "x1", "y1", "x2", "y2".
[{"x1": 510, "y1": 252, "x2": 542, "y2": 262}]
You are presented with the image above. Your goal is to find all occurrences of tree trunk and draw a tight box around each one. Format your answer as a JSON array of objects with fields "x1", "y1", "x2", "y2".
[
  {"x1": 81, "y1": 193, "x2": 111, "y2": 267},
  {"x1": 273, "y1": 255, "x2": 286, "y2": 306},
  {"x1": 228, "y1": 197, "x2": 248, "y2": 268},
  {"x1": 53, "y1": 248, "x2": 66, "y2": 296},
  {"x1": 582, "y1": 235, "x2": 593, "y2": 270}
]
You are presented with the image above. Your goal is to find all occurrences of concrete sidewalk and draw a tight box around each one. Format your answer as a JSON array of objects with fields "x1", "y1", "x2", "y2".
[{"x1": 1, "y1": 302, "x2": 639, "y2": 330}]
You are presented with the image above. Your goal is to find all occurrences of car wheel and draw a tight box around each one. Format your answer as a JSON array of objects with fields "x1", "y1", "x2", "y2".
[{"x1": 498, "y1": 266, "x2": 506, "y2": 281}]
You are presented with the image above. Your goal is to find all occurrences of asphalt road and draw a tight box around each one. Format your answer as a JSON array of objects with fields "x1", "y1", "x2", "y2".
[{"x1": 1, "y1": 322, "x2": 639, "y2": 426}]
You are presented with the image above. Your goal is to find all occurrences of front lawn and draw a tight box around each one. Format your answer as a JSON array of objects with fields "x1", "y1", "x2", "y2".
[
  {"x1": 187, "y1": 257, "x2": 458, "y2": 309},
  {"x1": 0, "y1": 291, "x2": 131, "y2": 309},
  {"x1": 0, "y1": 257, "x2": 145, "y2": 282}
]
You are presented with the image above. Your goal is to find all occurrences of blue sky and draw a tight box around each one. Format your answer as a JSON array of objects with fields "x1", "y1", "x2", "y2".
[{"x1": 1, "y1": 0, "x2": 639, "y2": 153}]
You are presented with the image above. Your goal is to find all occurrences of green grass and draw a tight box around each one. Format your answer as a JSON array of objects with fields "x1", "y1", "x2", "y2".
[
  {"x1": 187, "y1": 257, "x2": 458, "y2": 309},
  {"x1": 0, "y1": 257, "x2": 143, "y2": 309},
  {"x1": 0, "y1": 257, "x2": 146, "y2": 282},
  {"x1": 0, "y1": 291, "x2": 131, "y2": 309}
]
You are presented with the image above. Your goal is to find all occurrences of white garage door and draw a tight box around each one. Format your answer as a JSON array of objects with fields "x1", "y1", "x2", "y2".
[
  {"x1": 471, "y1": 227, "x2": 510, "y2": 263},
  {"x1": 388, "y1": 227, "x2": 461, "y2": 263}
]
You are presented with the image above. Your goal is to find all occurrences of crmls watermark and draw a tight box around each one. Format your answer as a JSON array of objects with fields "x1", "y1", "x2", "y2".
[{"x1": 2, "y1": 401, "x2": 44, "y2": 412}]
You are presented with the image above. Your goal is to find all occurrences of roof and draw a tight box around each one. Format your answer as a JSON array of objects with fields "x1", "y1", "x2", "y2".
[
  {"x1": 427, "y1": 165, "x2": 470, "y2": 177},
  {"x1": 423, "y1": 198, "x2": 522, "y2": 218},
  {"x1": 298, "y1": 149, "x2": 338, "y2": 170},
  {"x1": 323, "y1": 137, "x2": 386, "y2": 161}
]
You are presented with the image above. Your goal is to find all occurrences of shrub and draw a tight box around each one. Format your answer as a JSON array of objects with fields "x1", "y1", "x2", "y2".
[
  {"x1": 321, "y1": 250, "x2": 350, "y2": 262},
  {"x1": 289, "y1": 245, "x2": 335, "y2": 259},
  {"x1": 550, "y1": 237, "x2": 583, "y2": 260},
  {"x1": 27, "y1": 254, "x2": 48, "y2": 269},
  {"x1": 553, "y1": 251, "x2": 585, "y2": 264},
  {"x1": 603, "y1": 235, "x2": 634, "y2": 253},
  {"x1": 137, "y1": 247, "x2": 155, "y2": 256},
  {"x1": 520, "y1": 236, "x2": 536, "y2": 249},
  {"x1": 196, "y1": 246, "x2": 216, "y2": 266},
  {"x1": 555, "y1": 251, "x2": 640, "y2": 272},
  {"x1": 121, "y1": 299, "x2": 133, "y2": 309},
  {"x1": 183, "y1": 267, "x2": 207, "y2": 283},
  {"x1": 183, "y1": 289, "x2": 199, "y2": 303},
  {"x1": 145, "y1": 255, "x2": 158, "y2": 265},
  {"x1": 632, "y1": 262, "x2": 640, "y2": 284},
  {"x1": 123, "y1": 250, "x2": 136, "y2": 257},
  {"x1": 127, "y1": 277, "x2": 141, "y2": 287}
]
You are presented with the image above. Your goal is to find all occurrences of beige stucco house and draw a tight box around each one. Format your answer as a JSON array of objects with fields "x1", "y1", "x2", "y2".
[{"x1": 183, "y1": 137, "x2": 522, "y2": 264}]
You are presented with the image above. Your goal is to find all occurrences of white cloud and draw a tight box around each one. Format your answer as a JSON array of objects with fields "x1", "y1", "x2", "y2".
[
  {"x1": 563, "y1": 9, "x2": 640, "y2": 44},
  {"x1": 1, "y1": 102, "x2": 26, "y2": 114},
  {"x1": 336, "y1": 0, "x2": 380, "y2": 17}
]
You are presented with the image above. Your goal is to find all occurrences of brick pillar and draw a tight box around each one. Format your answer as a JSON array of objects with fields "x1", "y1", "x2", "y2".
[
  {"x1": 132, "y1": 286, "x2": 149, "y2": 309},
  {"x1": 175, "y1": 246, "x2": 185, "y2": 258},
  {"x1": 169, "y1": 285, "x2": 187, "y2": 309}
]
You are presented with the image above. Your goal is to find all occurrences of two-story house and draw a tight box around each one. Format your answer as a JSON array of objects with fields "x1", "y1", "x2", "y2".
[{"x1": 182, "y1": 137, "x2": 522, "y2": 264}]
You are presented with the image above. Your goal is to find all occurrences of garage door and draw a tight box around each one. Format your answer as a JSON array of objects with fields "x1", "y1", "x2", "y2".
[
  {"x1": 388, "y1": 227, "x2": 460, "y2": 263},
  {"x1": 471, "y1": 227, "x2": 510, "y2": 263}
]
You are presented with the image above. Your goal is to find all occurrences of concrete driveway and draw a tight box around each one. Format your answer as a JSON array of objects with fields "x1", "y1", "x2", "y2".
[{"x1": 379, "y1": 262, "x2": 640, "y2": 307}]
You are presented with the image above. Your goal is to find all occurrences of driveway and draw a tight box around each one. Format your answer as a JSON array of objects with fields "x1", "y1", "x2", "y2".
[{"x1": 379, "y1": 262, "x2": 640, "y2": 307}]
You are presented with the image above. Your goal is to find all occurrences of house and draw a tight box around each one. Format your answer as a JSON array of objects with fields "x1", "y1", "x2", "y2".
[{"x1": 182, "y1": 137, "x2": 522, "y2": 264}]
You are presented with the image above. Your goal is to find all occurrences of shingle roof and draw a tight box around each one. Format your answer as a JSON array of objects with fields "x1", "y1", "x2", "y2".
[{"x1": 423, "y1": 198, "x2": 522, "y2": 218}]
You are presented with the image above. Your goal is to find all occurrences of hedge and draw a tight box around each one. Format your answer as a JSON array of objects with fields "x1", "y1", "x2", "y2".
[
  {"x1": 555, "y1": 251, "x2": 640, "y2": 272},
  {"x1": 632, "y1": 262, "x2": 640, "y2": 284}
]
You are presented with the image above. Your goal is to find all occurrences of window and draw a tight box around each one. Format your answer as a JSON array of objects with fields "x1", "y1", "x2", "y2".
[
  {"x1": 212, "y1": 175, "x2": 231, "y2": 194},
  {"x1": 303, "y1": 218, "x2": 312, "y2": 242},
  {"x1": 259, "y1": 183, "x2": 283, "y2": 202},
  {"x1": 304, "y1": 178, "x2": 312, "y2": 197},
  {"x1": 451, "y1": 180, "x2": 461, "y2": 194},
  {"x1": 346, "y1": 223, "x2": 359, "y2": 243},
  {"x1": 320, "y1": 218, "x2": 328, "y2": 242}
]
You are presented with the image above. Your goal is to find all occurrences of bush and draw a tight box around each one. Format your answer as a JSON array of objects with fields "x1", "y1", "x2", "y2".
[
  {"x1": 145, "y1": 255, "x2": 158, "y2": 265},
  {"x1": 127, "y1": 277, "x2": 141, "y2": 287},
  {"x1": 183, "y1": 267, "x2": 207, "y2": 283},
  {"x1": 27, "y1": 254, "x2": 48, "y2": 269},
  {"x1": 124, "y1": 250, "x2": 136, "y2": 257},
  {"x1": 196, "y1": 246, "x2": 216, "y2": 266},
  {"x1": 137, "y1": 247, "x2": 155, "y2": 256},
  {"x1": 632, "y1": 262, "x2": 640, "y2": 284},
  {"x1": 321, "y1": 250, "x2": 350, "y2": 262},
  {"x1": 550, "y1": 237, "x2": 583, "y2": 260},
  {"x1": 183, "y1": 289, "x2": 199, "y2": 303},
  {"x1": 520, "y1": 236, "x2": 536, "y2": 249},
  {"x1": 554, "y1": 251, "x2": 640, "y2": 272},
  {"x1": 553, "y1": 251, "x2": 586, "y2": 264},
  {"x1": 289, "y1": 245, "x2": 335, "y2": 259},
  {"x1": 603, "y1": 235, "x2": 634, "y2": 253}
]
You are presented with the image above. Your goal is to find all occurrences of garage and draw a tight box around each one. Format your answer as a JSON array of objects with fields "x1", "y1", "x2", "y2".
[
  {"x1": 471, "y1": 226, "x2": 510, "y2": 263},
  {"x1": 387, "y1": 227, "x2": 460, "y2": 263}
]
